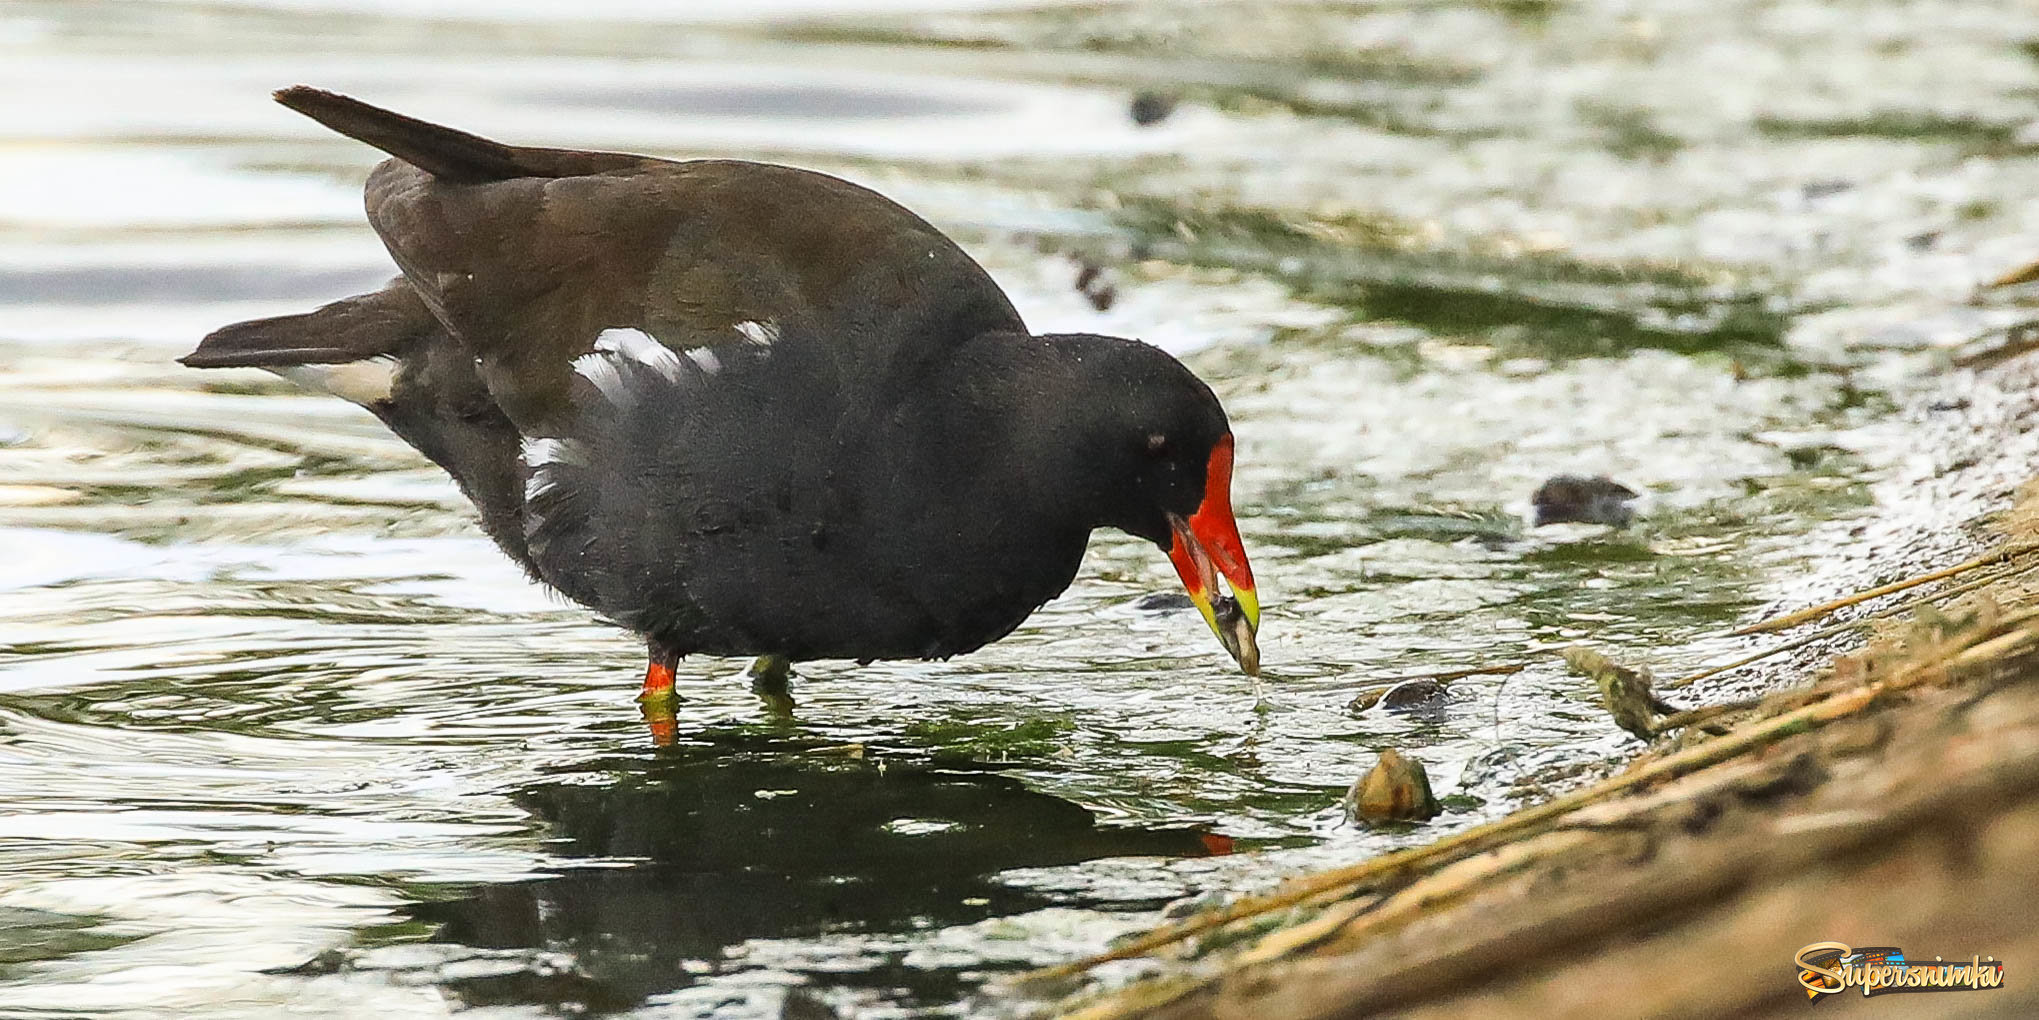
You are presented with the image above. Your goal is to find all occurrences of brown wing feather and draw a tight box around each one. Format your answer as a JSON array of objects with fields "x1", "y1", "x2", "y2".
[
  {"x1": 276, "y1": 87, "x2": 1027, "y2": 437},
  {"x1": 361, "y1": 157, "x2": 1025, "y2": 435}
]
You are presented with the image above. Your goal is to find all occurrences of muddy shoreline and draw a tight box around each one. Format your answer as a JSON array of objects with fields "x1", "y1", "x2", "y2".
[{"x1": 1028, "y1": 350, "x2": 2039, "y2": 1018}]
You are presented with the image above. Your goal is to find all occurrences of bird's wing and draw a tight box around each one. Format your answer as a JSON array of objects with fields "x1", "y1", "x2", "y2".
[
  {"x1": 271, "y1": 87, "x2": 1027, "y2": 434},
  {"x1": 361, "y1": 157, "x2": 1024, "y2": 435},
  {"x1": 275, "y1": 86, "x2": 1023, "y2": 436}
]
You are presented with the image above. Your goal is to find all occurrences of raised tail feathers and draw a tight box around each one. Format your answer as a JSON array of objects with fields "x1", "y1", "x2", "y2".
[{"x1": 273, "y1": 86, "x2": 649, "y2": 183}]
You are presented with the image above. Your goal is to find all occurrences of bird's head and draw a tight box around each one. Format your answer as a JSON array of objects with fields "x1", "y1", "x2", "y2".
[{"x1": 1035, "y1": 334, "x2": 1261, "y2": 674}]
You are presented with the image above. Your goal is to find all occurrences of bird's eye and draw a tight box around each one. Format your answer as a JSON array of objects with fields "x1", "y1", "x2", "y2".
[{"x1": 1143, "y1": 432, "x2": 1170, "y2": 458}]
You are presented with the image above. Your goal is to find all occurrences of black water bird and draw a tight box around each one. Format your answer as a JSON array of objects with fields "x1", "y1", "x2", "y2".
[{"x1": 182, "y1": 88, "x2": 1261, "y2": 705}]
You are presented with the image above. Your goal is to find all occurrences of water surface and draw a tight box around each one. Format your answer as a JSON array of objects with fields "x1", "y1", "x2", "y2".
[{"x1": 5, "y1": 1, "x2": 2039, "y2": 1016}]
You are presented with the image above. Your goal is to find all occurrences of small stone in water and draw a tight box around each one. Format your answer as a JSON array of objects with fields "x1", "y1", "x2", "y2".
[
  {"x1": 1531, "y1": 474, "x2": 1639, "y2": 527},
  {"x1": 1382, "y1": 679, "x2": 1447, "y2": 712},
  {"x1": 1133, "y1": 591, "x2": 1194, "y2": 612},
  {"x1": 272, "y1": 948, "x2": 349, "y2": 975},
  {"x1": 1130, "y1": 91, "x2": 1179, "y2": 126},
  {"x1": 1161, "y1": 890, "x2": 1227, "y2": 920},
  {"x1": 781, "y1": 987, "x2": 841, "y2": 1020},
  {"x1": 1074, "y1": 259, "x2": 1119, "y2": 311},
  {"x1": 1347, "y1": 679, "x2": 1449, "y2": 715},
  {"x1": 1348, "y1": 688, "x2": 1385, "y2": 713},
  {"x1": 1345, "y1": 748, "x2": 1441, "y2": 824}
]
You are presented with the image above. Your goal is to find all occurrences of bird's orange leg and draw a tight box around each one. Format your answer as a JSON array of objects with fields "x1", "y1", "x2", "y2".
[
  {"x1": 639, "y1": 657, "x2": 677, "y2": 702},
  {"x1": 637, "y1": 649, "x2": 680, "y2": 746}
]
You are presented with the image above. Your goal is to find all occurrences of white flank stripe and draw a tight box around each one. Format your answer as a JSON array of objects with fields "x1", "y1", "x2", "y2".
[
  {"x1": 523, "y1": 471, "x2": 556, "y2": 504},
  {"x1": 734, "y1": 319, "x2": 779, "y2": 347},
  {"x1": 520, "y1": 437, "x2": 585, "y2": 468},
  {"x1": 685, "y1": 347, "x2": 722, "y2": 374},
  {"x1": 594, "y1": 327, "x2": 686, "y2": 383},
  {"x1": 571, "y1": 351, "x2": 628, "y2": 405}
]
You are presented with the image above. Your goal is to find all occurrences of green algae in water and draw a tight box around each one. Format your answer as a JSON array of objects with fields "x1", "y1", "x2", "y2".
[
  {"x1": 1106, "y1": 198, "x2": 1788, "y2": 359},
  {"x1": 0, "y1": 908, "x2": 144, "y2": 972},
  {"x1": 902, "y1": 716, "x2": 1076, "y2": 761},
  {"x1": 1756, "y1": 112, "x2": 2039, "y2": 155}
]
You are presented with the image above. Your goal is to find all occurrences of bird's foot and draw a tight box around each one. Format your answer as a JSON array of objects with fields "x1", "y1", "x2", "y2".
[{"x1": 748, "y1": 655, "x2": 796, "y2": 717}]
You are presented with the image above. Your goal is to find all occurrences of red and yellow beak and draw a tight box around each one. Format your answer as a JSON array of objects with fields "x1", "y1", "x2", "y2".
[{"x1": 1165, "y1": 434, "x2": 1261, "y2": 675}]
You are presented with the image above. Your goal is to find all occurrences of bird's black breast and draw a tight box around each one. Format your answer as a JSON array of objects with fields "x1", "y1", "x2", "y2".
[{"x1": 520, "y1": 320, "x2": 1089, "y2": 661}]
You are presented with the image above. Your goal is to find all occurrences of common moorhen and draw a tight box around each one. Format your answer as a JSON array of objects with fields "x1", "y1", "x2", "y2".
[{"x1": 182, "y1": 87, "x2": 1261, "y2": 706}]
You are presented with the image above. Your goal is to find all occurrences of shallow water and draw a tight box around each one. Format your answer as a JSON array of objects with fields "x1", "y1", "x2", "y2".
[{"x1": 4, "y1": 1, "x2": 2039, "y2": 1017}]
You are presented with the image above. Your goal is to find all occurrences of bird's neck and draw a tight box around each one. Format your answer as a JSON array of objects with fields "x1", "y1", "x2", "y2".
[
  {"x1": 827, "y1": 332, "x2": 1105, "y2": 645},
  {"x1": 927, "y1": 331, "x2": 1121, "y2": 514}
]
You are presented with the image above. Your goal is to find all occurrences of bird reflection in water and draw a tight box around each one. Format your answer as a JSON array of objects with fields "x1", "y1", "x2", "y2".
[{"x1": 402, "y1": 740, "x2": 1232, "y2": 1013}]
